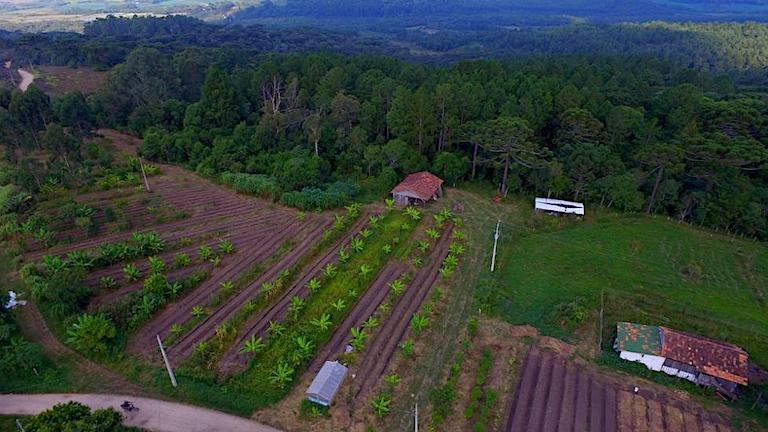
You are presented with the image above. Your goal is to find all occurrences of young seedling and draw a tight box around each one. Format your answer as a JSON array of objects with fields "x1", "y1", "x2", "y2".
[
  {"x1": 371, "y1": 394, "x2": 392, "y2": 418},
  {"x1": 311, "y1": 313, "x2": 332, "y2": 331}
]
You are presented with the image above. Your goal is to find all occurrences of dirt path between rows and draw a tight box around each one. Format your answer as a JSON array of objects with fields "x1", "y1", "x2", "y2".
[{"x1": 0, "y1": 394, "x2": 282, "y2": 432}]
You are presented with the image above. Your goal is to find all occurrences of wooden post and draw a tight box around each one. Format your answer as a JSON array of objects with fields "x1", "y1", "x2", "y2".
[
  {"x1": 414, "y1": 401, "x2": 418, "y2": 432},
  {"x1": 490, "y1": 220, "x2": 500, "y2": 272},
  {"x1": 157, "y1": 334, "x2": 177, "y2": 387},
  {"x1": 598, "y1": 289, "x2": 605, "y2": 353},
  {"x1": 139, "y1": 157, "x2": 151, "y2": 192}
]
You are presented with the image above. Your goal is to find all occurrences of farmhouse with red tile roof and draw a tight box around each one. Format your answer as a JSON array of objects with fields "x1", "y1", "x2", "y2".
[
  {"x1": 391, "y1": 171, "x2": 444, "y2": 206},
  {"x1": 614, "y1": 322, "x2": 749, "y2": 397}
]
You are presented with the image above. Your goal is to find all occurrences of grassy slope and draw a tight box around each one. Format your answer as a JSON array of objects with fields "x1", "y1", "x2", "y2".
[{"x1": 488, "y1": 211, "x2": 768, "y2": 367}]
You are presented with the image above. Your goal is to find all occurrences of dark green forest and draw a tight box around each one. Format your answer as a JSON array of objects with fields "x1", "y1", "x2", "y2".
[{"x1": 2, "y1": 30, "x2": 767, "y2": 238}]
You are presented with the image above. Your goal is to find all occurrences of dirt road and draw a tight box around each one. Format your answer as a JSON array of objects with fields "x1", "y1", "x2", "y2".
[
  {"x1": 0, "y1": 394, "x2": 282, "y2": 432},
  {"x1": 17, "y1": 68, "x2": 34, "y2": 91}
]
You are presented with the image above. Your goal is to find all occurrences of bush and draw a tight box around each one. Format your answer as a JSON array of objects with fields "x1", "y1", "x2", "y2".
[
  {"x1": 66, "y1": 313, "x2": 117, "y2": 355},
  {"x1": 220, "y1": 172, "x2": 281, "y2": 200},
  {"x1": 279, "y1": 181, "x2": 360, "y2": 210}
]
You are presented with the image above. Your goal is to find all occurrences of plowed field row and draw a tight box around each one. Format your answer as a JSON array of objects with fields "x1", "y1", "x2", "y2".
[
  {"x1": 504, "y1": 349, "x2": 734, "y2": 432},
  {"x1": 352, "y1": 223, "x2": 454, "y2": 399},
  {"x1": 217, "y1": 213, "x2": 374, "y2": 374},
  {"x1": 165, "y1": 218, "x2": 334, "y2": 365}
]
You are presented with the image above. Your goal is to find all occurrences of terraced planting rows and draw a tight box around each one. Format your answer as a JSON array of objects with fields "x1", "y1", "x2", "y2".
[
  {"x1": 352, "y1": 221, "x2": 455, "y2": 399},
  {"x1": 504, "y1": 349, "x2": 734, "y2": 432}
]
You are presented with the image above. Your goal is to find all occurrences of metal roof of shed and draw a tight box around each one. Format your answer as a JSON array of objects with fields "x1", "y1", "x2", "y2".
[
  {"x1": 615, "y1": 322, "x2": 662, "y2": 355},
  {"x1": 306, "y1": 361, "x2": 348, "y2": 406}
]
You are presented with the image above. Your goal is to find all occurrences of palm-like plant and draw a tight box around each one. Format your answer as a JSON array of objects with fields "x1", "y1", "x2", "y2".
[
  {"x1": 311, "y1": 313, "x2": 332, "y2": 331},
  {"x1": 400, "y1": 340, "x2": 415, "y2": 357},
  {"x1": 67, "y1": 251, "x2": 95, "y2": 270},
  {"x1": 425, "y1": 228, "x2": 440, "y2": 240},
  {"x1": 443, "y1": 254, "x2": 459, "y2": 269},
  {"x1": 410, "y1": 313, "x2": 429, "y2": 335},
  {"x1": 170, "y1": 323, "x2": 183, "y2": 335},
  {"x1": 220, "y1": 281, "x2": 235, "y2": 293},
  {"x1": 100, "y1": 276, "x2": 117, "y2": 290},
  {"x1": 439, "y1": 266, "x2": 455, "y2": 279},
  {"x1": 350, "y1": 237, "x2": 365, "y2": 253},
  {"x1": 268, "y1": 320, "x2": 285, "y2": 337},
  {"x1": 199, "y1": 245, "x2": 214, "y2": 261},
  {"x1": 369, "y1": 215, "x2": 381, "y2": 228},
  {"x1": 384, "y1": 373, "x2": 401, "y2": 387},
  {"x1": 338, "y1": 247, "x2": 351, "y2": 263},
  {"x1": 345, "y1": 203, "x2": 361, "y2": 218},
  {"x1": 295, "y1": 336, "x2": 314, "y2": 360},
  {"x1": 218, "y1": 239, "x2": 235, "y2": 254},
  {"x1": 307, "y1": 278, "x2": 322, "y2": 294},
  {"x1": 347, "y1": 287, "x2": 358, "y2": 298},
  {"x1": 448, "y1": 242, "x2": 465, "y2": 255},
  {"x1": 42, "y1": 255, "x2": 67, "y2": 274},
  {"x1": 416, "y1": 240, "x2": 430, "y2": 252},
  {"x1": 363, "y1": 316, "x2": 380, "y2": 330},
  {"x1": 385, "y1": 198, "x2": 395, "y2": 210},
  {"x1": 350, "y1": 327, "x2": 366, "y2": 350},
  {"x1": 323, "y1": 263, "x2": 337, "y2": 277},
  {"x1": 240, "y1": 335, "x2": 266, "y2": 355},
  {"x1": 381, "y1": 244, "x2": 393, "y2": 255},
  {"x1": 331, "y1": 298, "x2": 347, "y2": 311},
  {"x1": 191, "y1": 305, "x2": 206, "y2": 318},
  {"x1": 334, "y1": 214, "x2": 346, "y2": 231},
  {"x1": 360, "y1": 229, "x2": 372, "y2": 239},
  {"x1": 371, "y1": 394, "x2": 392, "y2": 418},
  {"x1": 389, "y1": 279, "x2": 405, "y2": 295},
  {"x1": 174, "y1": 252, "x2": 191, "y2": 268},
  {"x1": 400, "y1": 222, "x2": 412, "y2": 231},
  {"x1": 269, "y1": 362, "x2": 295, "y2": 387},
  {"x1": 123, "y1": 263, "x2": 141, "y2": 282},
  {"x1": 289, "y1": 296, "x2": 305, "y2": 319},
  {"x1": 148, "y1": 256, "x2": 166, "y2": 274},
  {"x1": 404, "y1": 206, "x2": 422, "y2": 221},
  {"x1": 359, "y1": 264, "x2": 372, "y2": 277},
  {"x1": 452, "y1": 230, "x2": 466, "y2": 241}
]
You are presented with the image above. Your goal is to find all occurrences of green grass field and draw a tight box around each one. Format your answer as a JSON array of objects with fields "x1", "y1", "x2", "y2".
[{"x1": 482, "y1": 211, "x2": 768, "y2": 368}]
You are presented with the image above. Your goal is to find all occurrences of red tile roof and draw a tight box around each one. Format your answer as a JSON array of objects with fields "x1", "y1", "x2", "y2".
[
  {"x1": 391, "y1": 171, "x2": 444, "y2": 201},
  {"x1": 660, "y1": 327, "x2": 749, "y2": 385}
]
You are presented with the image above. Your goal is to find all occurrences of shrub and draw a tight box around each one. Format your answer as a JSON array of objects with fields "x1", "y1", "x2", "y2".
[
  {"x1": 65, "y1": 313, "x2": 116, "y2": 355},
  {"x1": 220, "y1": 172, "x2": 281, "y2": 200},
  {"x1": 371, "y1": 393, "x2": 392, "y2": 418},
  {"x1": 123, "y1": 263, "x2": 140, "y2": 282},
  {"x1": 218, "y1": 239, "x2": 234, "y2": 254},
  {"x1": 174, "y1": 252, "x2": 191, "y2": 268}
]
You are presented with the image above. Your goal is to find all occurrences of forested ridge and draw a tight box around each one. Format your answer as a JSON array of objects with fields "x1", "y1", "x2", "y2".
[{"x1": 3, "y1": 42, "x2": 765, "y2": 238}]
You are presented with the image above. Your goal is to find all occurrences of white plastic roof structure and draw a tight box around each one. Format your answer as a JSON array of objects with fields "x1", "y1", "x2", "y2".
[
  {"x1": 306, "y1": 361, "x2": 348, "y2": 407},
  {"x1": 534, "y1": 197, "x2": 585, "y2": 216}
]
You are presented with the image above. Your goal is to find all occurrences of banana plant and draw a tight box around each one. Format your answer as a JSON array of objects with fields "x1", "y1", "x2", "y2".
[
  {"x1": 338, "y1": 246, "x2": 350, "y2": 263},
  {"x1": 425, "y1": 228, "x2": 440, "y2": 240},
  {"x1": 362, "y1": 316, "x2": 379, "y2": 330},
  {"x1": 369, "y1": 215, "x2": 381, "y2": 228},
  {"x1": 416, "y1": 240, "x2": 430, "y2": 252},
  {"x1": 241, "y1": 335, "x2": 266, "y2": 355},
  {"x1": 191, "y1": 305, "x2": 206, "y2": 318},
  {"x1": 42, "y1": 255, "x2": 67, "y2": 274},
  {"x1": 170, "y1": 323, "x2": 183, "y2": 336},
  {"x1": 148, "y1": 256, "x2": 166, "y2": 274},
  {"x1": 359, "y1": 264, "x2": 372, "y2": 277},
  {"x1": 311, "y1": 313, "x2": 332, "y2": 331},
  {"x1": 360, "y1": 229, "x2": 372, "y2": 239},
  {"x1": 388, "y1": 279, "x2": 405, "y2": 295},
  {"x1": 384, "y1": 373, "x2": 401, "y2": 387},
  {"x1": 448, "y1": 242, "x2": 465, "y2": 255},
  {"x1": 331, "y1": 298, "x2": 347, "y2": 311},
  {"x1": 350, "y1": 238, "x2": 365, "y2": 253},
  {"x1": 350, "y1": 327, "x2": 366, "y2": 350},
  {"x1": 323, "y1": 263, "x2": 337, "y2": 277},
  {"x1": 452, "y1": 230, "x2": 466, "y2": 241},
  {"x1": 384, "y1": 198, "x2": 395, "y2": 210},
  {"x1": 410, "y1": 313, "x2": 429, "y2": 335},
  {"x1": 371, "y1": 394, "x2": 392, "y2": 418},
  {"x1": 269, "y1": 362, "x2": 295, "y2": 387},
  {"x1": 219, "y1": 281, "x2": 235, "y2": 292},
  {"x1": 306, "y1": 278, "x2": 322, "y2": 294},
  {"x1": 174, "y1": 252, "x2": 191, "y2": 268},
  {"x1": 218, "y1": 239, "x2": 235, "y2": 254},
  {"x1": 100, "y1": 276, "x2": 117, "y2": 290},
  {"x1": 199, "y1": 245, "x2": 214, "y2": 261},
  {"x1": 123, "y1": 263, "x2": 141, "y2": 282},
  {"x1": 381, "y1": 244, "x2": 393, "y2": 255},
  {"x1": 443, "y1": 254, "x2": 459, "y2": 269},
  {"x1": 289, "y1": 296, "x2": 305, "y2": 319},
  {"x1": 404, "y1": 206, "x2": 422, "y2": 221},
  {"x1": 268, "y1": 320, "x2": 285, "y2": 337},
  {"x1": 295, "y1": 336, "x2": 314, "y2": 360},
  {"x1": 67, "y1": 251, "x2": 95, "y2": 270}
]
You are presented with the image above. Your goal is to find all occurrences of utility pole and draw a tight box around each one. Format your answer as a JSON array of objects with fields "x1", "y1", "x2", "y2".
[
  {"x1": 139, "y1": 157, "x2": 151, "y2": 192},
  {"x1": 157, "y1": 335, "x2": 178, "y2": 387},
  {"x1": 414, "y1": 402, "x2": 418, "y2": 432},
  {"x1": 490, "y1": 219, "x2": 501, "y2": 272}
]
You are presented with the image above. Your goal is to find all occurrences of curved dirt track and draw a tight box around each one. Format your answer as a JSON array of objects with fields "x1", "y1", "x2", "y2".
[
  {"x1": 0, "y1": 394, "x2": 281, "y2": 432},
  {"x1": 351, "y1": 223, "x2": 454, "y2": 399},
  {"x1": 17, "y1": 68, "x2": 34, "y2": 91}
]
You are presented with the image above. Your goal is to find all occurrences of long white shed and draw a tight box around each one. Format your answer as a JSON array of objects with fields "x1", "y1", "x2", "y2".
[{"x1": 534, "y1": 198, "x2": 585, "y2": 216}]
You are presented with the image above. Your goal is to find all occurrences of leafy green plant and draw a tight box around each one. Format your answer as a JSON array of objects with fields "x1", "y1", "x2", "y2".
[
  {"x1": 363, "y1": 316, "x2": 379, "y2": 329},
  {"x1": 210, "y1": 255, "x2": 221, "y2": 267},
  {"x1": 369, "y1": 215, "x2": 382, "y2": 228},
  {"x1": 400, "y1": 340, "x2": 415, "y2": 357},
  {"x1": 360, "y1": 229, "x2": 372, "y2": 239},
  {"x1": 338, "y1": 247, "x2": 350, "y2": 263},
  {"x1": 382, "y1": 244, "x2": 393, "y2": 254},
  {"x1": 425, "y1": 228, "x2": 440, "y2": 240},
  {"x1": 311, "y1": 313, "x2": 332, "y2": 331},
  {"x1": 452, "y1": 230, "x2": 466, "y2": 241},
  {"x1": 99, "y1": 276, "x2": 117, "y2": 290},
  {"x1": 268, "y1": 320, "x2": 286, "y2": 337},
  {"x1": 323, "y1": 263, "x2": 337, "y2": 277},
  {"x1": 411, "y1": 313, "x2": 429, "y2": 335},
  {"x1": 412, "y1": 256, "x2": 424, "y2": 268},
  {"x1": 67, "y1": 251, "x2": 95, "y2": 270},
  {"x1": 384, "y1": 373, "x2": 401, "y2": 388},
  {"x1": 148, "y1": 256, "x2": 166, "y2": 274},
  {"x1": 289, "y1": 296, "x2": 306, "y2": 319},
  {"x1": 417, "y1": 240, "x2": 430, "y2": 252},
  {"x1": 371, "y1": 394, "x2": 392, "y2": 418},
  {"x1": 220, "y1": 281, "x2": 235, "y2": 293},
  {"x1": 404, "y1": 206, "x2": 422, "y2": 221},
  {"x1": 191, "y1": 305, "x2": 206, "y2": 318},
  {"x1": 199, "y1": 245, "x2": 214, "y2": 261},
  {"x1": 123, "y1": 263, "x2": 140, "y2": 282},
  {"x1": 449, "y1": 242, "x2": 465, "y2": 255},
  {"x1": 389, "y1": 279, "x2": 405, "y2": 295},
  {"x1": 294, "y1": 336, "x2": 314, "y2": 362},
  {"x1": 65, "y1": 313, "x2": 116, "y2": 355},
  {"x1": 350, "y1": 327, "x2": 367, "y2": 350},
  {"x1": 307, "y1": 278, "x2": 322, "y2": 294},
  {"x1": 241, "y1": 335, "x2": 266, "y2": 355},
  {"x1": 351, "y1": 237, "x2": 365, "y2": 253},
  {"x1": 170, "y1": 323, "x2": 183, "y2": 336},
  {"x1": 331, "y1": 298, "x2": 347, "y2": 311},
  {"x1": 174, "y1": 252, "x2": 191, "y2": 268},
  {"x1": 269, "y1": 362, "x2": 295, "y2": 387},
  {"x1": 297, "y1": 211, "x2": 307, "y2": 221},
  {"x1": 359, "y1": 264, "x2": 372, "y2": 277},
  {"x1": 218, "y1": 239, "x2": 235, "y2": 254},
  {"x1": 385, "y1": 198, "x2": 395, "y2": 210}
]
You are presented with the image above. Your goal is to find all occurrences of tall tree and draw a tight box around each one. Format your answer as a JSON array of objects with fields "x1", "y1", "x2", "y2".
[{"x1": 480, "y1": 117, "x2": 542, "y2": 195}]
